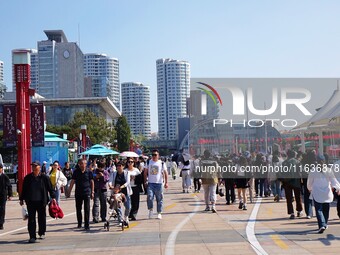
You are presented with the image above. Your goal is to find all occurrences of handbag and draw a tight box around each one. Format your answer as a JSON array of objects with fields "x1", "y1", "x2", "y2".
[
  {"x1": 48, "y1": 199, "x2": 64, "y2": 219},
  {"x1": 21, "y1": 206, "x2": 29, "y2": 220}
]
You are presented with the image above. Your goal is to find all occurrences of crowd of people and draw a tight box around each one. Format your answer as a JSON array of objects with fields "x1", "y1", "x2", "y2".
[
  {"x1": 171, "y1": 149, "x2": 340, "y2": 234},
  {"x1": 0, "y1": 147, "x2": 340, "y2": 243},
  {"x1": 2, "y1": 149, "x2": 167, "y2": 243}
]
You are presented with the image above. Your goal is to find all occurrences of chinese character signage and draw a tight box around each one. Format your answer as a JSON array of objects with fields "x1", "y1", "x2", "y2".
[
  {"x1": 3, "y1": 104, "x2": 17, "y2": 147},
  {"x1": 31, "y1": 103, "x2": 44, "y2": 147}
]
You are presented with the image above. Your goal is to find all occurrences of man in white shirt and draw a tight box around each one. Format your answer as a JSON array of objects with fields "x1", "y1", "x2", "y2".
[{"x1": 144, "y1": 149, "x2": 168, "y2": 219}]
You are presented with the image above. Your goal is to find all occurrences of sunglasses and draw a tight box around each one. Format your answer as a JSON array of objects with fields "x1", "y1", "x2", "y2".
[
  {"x1": 128, "y1": 161, "x2": 134, "y2": 164},
  {"x1": 152, "y1": 154, "x2": 158, "y2": 156}
]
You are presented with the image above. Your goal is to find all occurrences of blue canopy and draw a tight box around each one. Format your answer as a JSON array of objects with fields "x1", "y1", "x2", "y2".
[{"x1": 79, "y1": 144, "x2": 119, "y2": 156}]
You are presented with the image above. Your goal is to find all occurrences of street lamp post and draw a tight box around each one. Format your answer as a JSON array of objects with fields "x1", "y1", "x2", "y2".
[{"x1": 13, "y1": 50, "x2": 35, "y2": 194}]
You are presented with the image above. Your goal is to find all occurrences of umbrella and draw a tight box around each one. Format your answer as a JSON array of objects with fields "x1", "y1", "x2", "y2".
[
  {"x1": 119, "y1": 151, "x2": 139, "y2": 158},
  {"x1": 79, "y1": 144, "x2": 119, "y2": 156}
]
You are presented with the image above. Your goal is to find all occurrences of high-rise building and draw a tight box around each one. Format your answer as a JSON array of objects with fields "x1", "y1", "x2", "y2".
[
  {"x1": 0, "y1": 60, "x2": 5, "y2": 98},
  {"x1": 14, "y1": 30, "x2": 84, "y2": 98},
  {"x1": 121, "y1": 82, "x2": 151, "y2": 139},
  {"x1": 156, "y1": 58, "x2": 190, "y2": 140},
  {"x1": 84, "y1": 53, "x2": 120, "y2": 109}
]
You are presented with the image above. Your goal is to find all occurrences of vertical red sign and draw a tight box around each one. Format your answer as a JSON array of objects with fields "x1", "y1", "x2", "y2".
[
  {"x1": 31, "y1": 103, "x2": 45, "y2": 147},
  {"x1": 3, "y1": 104, "x2": 17, "y2": 147}
]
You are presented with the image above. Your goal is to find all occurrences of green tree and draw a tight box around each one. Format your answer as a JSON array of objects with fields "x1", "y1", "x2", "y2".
[
  {"x1": 116, "y1": 115, "x2": 131, "y2": 151},
  {"x1": 47, "y1": 109, "x2": 116, "y2": 145}
]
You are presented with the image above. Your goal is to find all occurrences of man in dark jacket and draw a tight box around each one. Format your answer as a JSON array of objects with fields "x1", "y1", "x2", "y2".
[
  {"x1": 0, "y1": 163, "x2": 13, "y2": 230},
  {"x1": 19, "y1": 161, "x2": 56, "y2": 243}
]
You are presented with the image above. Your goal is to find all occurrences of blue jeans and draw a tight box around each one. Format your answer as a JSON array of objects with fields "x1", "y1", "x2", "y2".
[
  {"x1": 147, "y1": 183, "x2": 163, "y2": 213},
  {"x1": 302, "y1": 178, "x2": 313, "y2": 217},
  {"x1": 55, "y1": 188, "x2": 61, "y2": 205},
  {"x1": 314, "y1": 200, "x2": 330, "y2": 229},
  {"x1": 270, "y1": 180, "x2": 281, "y2": 197}
]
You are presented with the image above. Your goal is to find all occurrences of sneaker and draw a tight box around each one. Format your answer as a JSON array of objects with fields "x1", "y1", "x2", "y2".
[
  {"x1": 325, "y1": 225, "x2": 328, "y2": 229},
  {"x1": 318, "y1": 226, "x2": 326, "y2": 234},
  {"x1": 183, "y1": 190, "x2": 185, "y2": 193},
  {"x1": 93, "y1": 219, "x2": 99, "y2": 223},
  {"x1": 204, "y1": 206, "x2": 210, "y2": 211},
  {"x1": 148, "y1": 210, "x2": 153, "y2": 219},
  {"x1": 157, "y1": 213, "x2": 162, "y2": 220},
  {"x1": 39, "y1": 235, "x2": 45, "y2": 240},
  {"x1": 289, "y1": 214, "x2": 295, "y2": 219},
  {"x1": 197, "y1": 190, "x2": 200, "y2": 193},
  {"x1": 28, "y1": 238, "x2": 36, "y2": 243},
  {"x1": 238, "y1": 202, "x2": 243, "y2": 209},
  {"x1": 307, "y1": 215, "x2": 312, "y2": 219},
  {"x1": 84, "y1": 227, "x2": 90, "y2": 231},
  {"x1": 243, "y1": 205, "x2": 247, "y2": 210},
  {"x1": 211, "y1": 207, "x2": 217, "y2": 213},
  {"x1": 297, "y1": 211, "x2": 303, "y2": 217},
  {"x1": 77, "y1": 224, "x2": 82, "y2": 228}
]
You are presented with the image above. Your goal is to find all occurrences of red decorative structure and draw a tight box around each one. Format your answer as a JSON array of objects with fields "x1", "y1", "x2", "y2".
[{"x1": 13, "y1": 50, "x2": 35, "y2": 194}]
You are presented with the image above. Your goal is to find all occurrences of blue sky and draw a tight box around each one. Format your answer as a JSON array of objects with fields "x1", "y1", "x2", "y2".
[{"x1": 1, "y1": 0, "x2": 340, "y2": 132}]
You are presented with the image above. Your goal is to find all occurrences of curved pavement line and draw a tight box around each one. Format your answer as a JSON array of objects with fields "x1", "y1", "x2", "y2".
[
  {"x1": 0, "y1": 212, "x2": 76, "y2": 237},
  {"x1": 246, "y1": 198, "x2": 268, "y2": 255},
  {"x1": 164, "y1": 195, "x2": 200, "y2": 255}
]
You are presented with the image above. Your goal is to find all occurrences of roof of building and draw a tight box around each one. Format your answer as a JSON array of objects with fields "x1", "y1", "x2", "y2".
[
  {"x1": 44, "y1": 30, "x2": 68, "y2": 43},
  {"x1": 45, "y1": 131, "x2": 68, "y2": 142},
  {"x1": 0, "y1": 95, "x2": 121, "y2": 120}
]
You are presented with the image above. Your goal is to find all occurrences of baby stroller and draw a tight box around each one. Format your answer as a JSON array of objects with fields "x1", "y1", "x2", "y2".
[{"x1": 104, "y1": 190, "x2": 129, "y2": 231}]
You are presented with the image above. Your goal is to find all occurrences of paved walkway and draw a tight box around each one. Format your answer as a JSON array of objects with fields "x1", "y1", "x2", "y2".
[{"x1": 1, "y1": 178, "x2": 340, "y2": 254}]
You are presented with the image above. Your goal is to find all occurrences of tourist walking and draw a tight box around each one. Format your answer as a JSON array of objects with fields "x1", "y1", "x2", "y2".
[
  {"x1": 0, "y1": 163, "x2": 12, "y2": 230},
  {"x1": 92, "y1": 161, "x2": 110, "y2": 223},
  {"x1": 144, "y1": 149, "x2": 168, "y2": 219},
  {"x1": 48, "y1": 161, "x2": 67, "y2": 205},
  {"x1": 67, "y1": 159, "x2": 94, "y2": 231},
  {"x1": 19, "y1": 161, "x2": 56, "y2": 243},
  {"x1": 108, "y1": 161, "x2": 132, "y2": 224},
  {"x1": 307, "y1": 155, "x2": 340, "y2": 233},
  {"x1": 126, "y1": 158, "x2": 142, "y2": 221},
  {"x1": 281, "y1": 150, "x2": 303, "y2": 219},
  {"x1": 200, "y1": 150, "x2": 219, "y2": 213},
  {"x1": 62, "y1": 162, "x2": 73, "y2": 198}
]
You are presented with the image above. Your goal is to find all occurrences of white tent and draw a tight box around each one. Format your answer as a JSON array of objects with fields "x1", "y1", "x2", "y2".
[{"x1": 292, "y1": 87, "x2": 340, "y2": 132}]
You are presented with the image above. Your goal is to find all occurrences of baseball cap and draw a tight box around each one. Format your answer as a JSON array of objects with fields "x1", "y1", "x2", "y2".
[
  {"x1": 43, "y1": 161, "x2": 47, "y2": 164},
  {"x1": 31, "y1": 160, "x2": 41, "y2": 166}
]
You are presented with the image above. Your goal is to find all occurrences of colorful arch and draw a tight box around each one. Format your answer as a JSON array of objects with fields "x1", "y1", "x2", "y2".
[{"x1": 197, "y1": 82, "x2": 223, "y2": 105}]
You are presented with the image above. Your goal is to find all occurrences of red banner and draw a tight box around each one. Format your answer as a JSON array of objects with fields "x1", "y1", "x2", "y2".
[
  {"x1": 31, "y1": 103, "x2": 45, "y2": 147},
  {"x1": 3, "y1": 104, "x2": 17, "y2": 147}
]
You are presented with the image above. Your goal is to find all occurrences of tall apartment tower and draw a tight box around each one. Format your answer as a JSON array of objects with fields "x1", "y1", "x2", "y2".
[
  {"x1": 84, "y1": 53, "x2": 120, "y2": 109},
  {"x1": 121, "y1": 82, "x2": 151, "y2": 139},
  {"x1": 156, "y1": 58, "x2": 190, "y2": 140},
  {"x1": 17, "y1": 30, "x2": 84, "y2": 98},
  {"x1": 0, "y1": 60, "x2": 5, "y2": 98}
]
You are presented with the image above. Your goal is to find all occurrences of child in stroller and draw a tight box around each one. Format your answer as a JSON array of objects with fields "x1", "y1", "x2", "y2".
[{"x1": 104, "y1": 184, "x2": 129, "y2": 231}]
